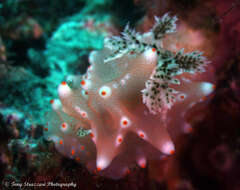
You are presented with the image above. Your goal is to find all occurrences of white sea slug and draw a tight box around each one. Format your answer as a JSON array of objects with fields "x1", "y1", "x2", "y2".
[{"x1": 45, "y1": 13, "x2": 215, "y2": 179}]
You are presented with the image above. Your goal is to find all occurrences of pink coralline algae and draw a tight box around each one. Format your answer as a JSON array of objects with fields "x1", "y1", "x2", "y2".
[{"x1": 45, "y1": 13, "x2": 215, "y2": 178}]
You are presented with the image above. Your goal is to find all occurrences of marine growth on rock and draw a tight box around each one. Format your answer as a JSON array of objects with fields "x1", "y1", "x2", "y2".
[{"x1": 44, "y1": 13, "x2": 214, "y2": 178}]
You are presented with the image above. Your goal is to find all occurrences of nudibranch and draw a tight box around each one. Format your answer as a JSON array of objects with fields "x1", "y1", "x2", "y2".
[{"x1": 45, "y1": 13, "x2": 214, "y2": 178}]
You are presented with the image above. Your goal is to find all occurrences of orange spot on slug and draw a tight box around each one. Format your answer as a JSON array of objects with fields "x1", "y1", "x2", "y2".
[
  {"x1": 140, "y1": 163, "x2": 146, "y2": 168},
  {"x1": 122, "y1": 120, "x2": 128, "y2": 125},
  {"x1": 61, "y1": 123, "x2": 67, "y2": 128},
  {"x1": 71, "y1": 149, "x2": 75, "y2": 155},
  {"x1": 81, "y1": 80, "x2": 86, "y2": 86},
  {"x1": 61, "y1": 81, "x2": 67, "y2": 85},
  {"x1": 139, "y1": 133, "x2": 144, "y2": 138},
  {"x1": 201, "y1": 96, "x2": 207, "y2": 101},
  {"x1": 180, "y1": 95, "x2": 185, "y2": 99},
  {"x1": 118, "y1": 137, "x2": 123, "y2": 143},
  {"x1": 170, "y1": 150, "x2": 175, "y2": 155},
  {"x1": 187, "y1": 127, "x2": 193, "y2": 133},
  {"x1": 126, "y1": 169, "x2": 130, "y2": 175}
]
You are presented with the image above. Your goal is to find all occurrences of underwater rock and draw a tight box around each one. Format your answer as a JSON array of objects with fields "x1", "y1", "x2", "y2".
[
  {"x1": 0, "y1": 107, "x2": 63, "y2": 184},
  {"x1": 2, "y1": 16, "x2": 43, "y2": 40},
  {"x1": 0, "y1": 66, "x2": 53, "y2": 124},
  {"x1": 0, "y1": 37, "x2": 6, "y2": 61},
  {"x1": 44, "y1": 13, "x2": 117, "y2": 83},
  {"x1": 27, "y1": 48, "x2": 50, "y2": 78}
]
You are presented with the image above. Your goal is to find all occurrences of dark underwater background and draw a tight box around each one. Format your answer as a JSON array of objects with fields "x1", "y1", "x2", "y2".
[{"x1": 0, "y1": 0, "x2": 240, "y2": 189}]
